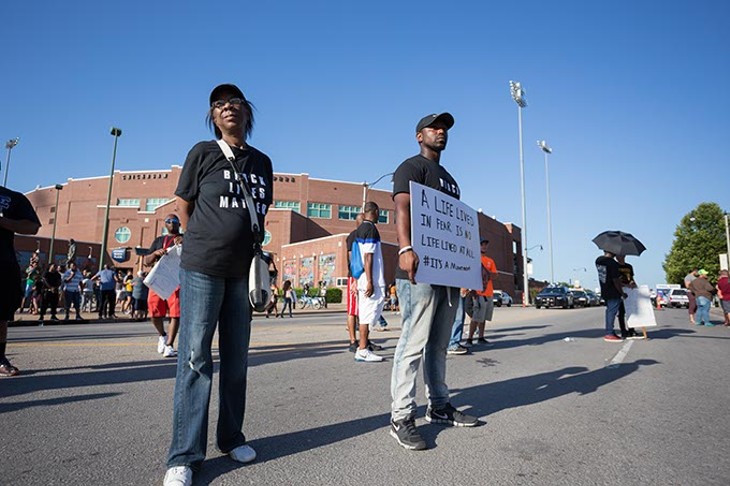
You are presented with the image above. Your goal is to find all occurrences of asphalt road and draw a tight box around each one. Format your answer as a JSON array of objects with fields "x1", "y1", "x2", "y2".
[{"x1": 2, "y1": 305, "x2": 729, "y2": 485}]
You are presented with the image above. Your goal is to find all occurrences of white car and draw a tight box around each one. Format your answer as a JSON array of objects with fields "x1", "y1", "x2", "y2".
[
  {"x1": 668, "y1": 288, "x2": 690, "y2": 308},
  {"x1": 493, "y1": 290, "x2": 513, "y2": 307}
]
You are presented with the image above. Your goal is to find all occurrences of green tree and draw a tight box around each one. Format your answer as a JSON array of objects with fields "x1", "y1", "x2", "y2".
[{"x1": 663, "y1": 202, "x2": 727, "y2": 284}]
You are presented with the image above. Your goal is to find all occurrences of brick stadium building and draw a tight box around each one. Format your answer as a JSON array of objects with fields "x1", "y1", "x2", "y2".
[{"x1": 19, "y1": 168, "x2": 525, "y2": 298}]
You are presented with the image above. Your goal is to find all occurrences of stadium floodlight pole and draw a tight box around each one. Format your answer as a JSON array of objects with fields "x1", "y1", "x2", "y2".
[
  {"x1": 100, "y1": 127, "x2": 122, "y2": 268},
  {"x1": 3, "y1": 137, "x2": 20, "y2": 187},
  {"x1": 510, "y1": 80, "x2": 529, "y2": 306},
  {"x1": 537, "y1": 140, "x2": 554, "y2": 284},
  {"x1": 48, "y1": 184, "x2": 64, "y2": 265},
  {"x1": 362, "y1": 172, "x2": 394, "y2": 211},
  {"x1": 725, "y1": 213, "x2": 730, "y2": 269}
]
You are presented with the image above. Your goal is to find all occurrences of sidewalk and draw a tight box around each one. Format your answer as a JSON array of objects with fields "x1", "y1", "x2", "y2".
[{"x1": 9, "y1": 302, "x2": 349, "y2": 327}]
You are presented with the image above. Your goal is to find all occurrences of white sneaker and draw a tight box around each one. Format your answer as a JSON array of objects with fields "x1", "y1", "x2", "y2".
[
  {"x1": 354, "y1": 348, "x2": 384, "y2": 362},
  {"x1": 157, "y1": 336, "x2": 166, "y2": 354},
  {"x1": 163, "y1": 466, "x2": 192, "y2": 486},
  {"x1": 163, "y1": 345, "x2": 177, "y2": 358},
  {"x1": 229, "y1": 444, "x2": 257, "y2": 463}
]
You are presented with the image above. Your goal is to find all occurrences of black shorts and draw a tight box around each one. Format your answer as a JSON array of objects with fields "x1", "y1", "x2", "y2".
[
  {"x1": 0, "y1": 262, "x2": 23, "y2": 321},
  {"x1": 134, "y1": 299, "x2": 148, "y2": 312}
]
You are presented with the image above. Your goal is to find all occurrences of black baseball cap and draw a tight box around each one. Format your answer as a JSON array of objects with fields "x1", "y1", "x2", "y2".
[
  {"x1": 480, "y1": 239, "x2": 489, "y2": 245},
  {"x1": 209, "y1": 84, "x2": 246, "y2": 106},
  {"x1": 416, "y1": 112, "x2": 455, "y2": 133}
]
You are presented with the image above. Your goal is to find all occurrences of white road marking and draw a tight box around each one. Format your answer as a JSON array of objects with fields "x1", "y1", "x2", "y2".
[{"x1": 607, "y1": 339, "x2": 634, "y2": 367}]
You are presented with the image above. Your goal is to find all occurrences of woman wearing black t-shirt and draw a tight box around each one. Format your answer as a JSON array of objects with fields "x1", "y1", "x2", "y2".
[{"x1": 164, "y1": 84, "x2": 273, "y2": 486}]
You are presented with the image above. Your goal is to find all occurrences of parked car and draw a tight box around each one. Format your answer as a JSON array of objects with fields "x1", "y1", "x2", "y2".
[
  {"x1": 493, "y1": 290, "x2": 513, "y2": 307},
  {"x1": 668, "y1": 288, "x2": 690, "y2": 308},
  {"x1": 584, "y1": 289, "x2": 600, "y2": 307},
  {"x1": 569, "y1": 290, "x2": 589, "y2": 307},
  {"x1": 535, "y1": 287, "x2": 575, "y2": 309}
]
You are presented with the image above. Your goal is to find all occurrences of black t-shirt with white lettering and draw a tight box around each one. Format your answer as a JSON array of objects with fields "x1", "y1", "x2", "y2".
[
  {"x1": 175, "y1": 141, "x2": 273, "y2": 278},
  {"x1": 596, "y1": 255, "x2": 621, "y2": 299},
  {"x1": 0, "y1": 186, "x2": 40, "y2": 265},
  {"x1": 391, "y1": 154, "x2": 460, "y2": 280}
]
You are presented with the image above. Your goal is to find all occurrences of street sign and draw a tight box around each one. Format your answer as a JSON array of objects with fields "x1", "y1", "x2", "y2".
[{"x1": 111, "y1": 248, "x2": 129, "y2": 263}]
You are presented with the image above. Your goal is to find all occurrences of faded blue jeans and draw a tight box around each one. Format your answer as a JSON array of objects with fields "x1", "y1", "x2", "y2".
[
  {"x1": 696, "y1": 296, "x2": 712, "y2": 325},
  {"x1": 604, "y1": 298, "x2": 622, "y2": 335},
  {"x1": 448, "y1": 295, "x2": 466, "y2": 349},
  {"x1": 391, "y1": 279, "x2": 459, "y2": 422},
  {"x1": 167, "y1": 268, "x2": 251, "y2": 471}
]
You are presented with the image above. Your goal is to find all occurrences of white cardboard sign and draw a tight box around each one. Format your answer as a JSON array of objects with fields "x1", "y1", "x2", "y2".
[
  {"x1": 143, "y1": 245, "x2": 182, "y2": 300},
  {"x1": 624, "y1": 285, "x2": 658, "y2": 328},
  {"x1": 410, "y1": 181, "x2": 482, "y2": 289}
]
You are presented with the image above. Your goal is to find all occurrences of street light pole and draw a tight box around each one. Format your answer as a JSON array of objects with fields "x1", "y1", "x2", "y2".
[
  {"x1": 48, "y1": 184, "x2": 64, "y2": 265},
  {"x1": 100, "y1": 127, "x2": 122, "y2": 268},
  {"x1": 362, "y1": 172, "x2": 394, "y2": 210},
  {"x1": 538, "y1": 140, "x2": 554, "y2": 284},
  {"x1": 724, "y1": 213, "x2": 730, "y2": 270},
  {"x1": 3, "y1": 137, "x2": 20, "y2": 187},
  {"x1": 510, "y1": 80, "x2": 529, "y2": 306}
]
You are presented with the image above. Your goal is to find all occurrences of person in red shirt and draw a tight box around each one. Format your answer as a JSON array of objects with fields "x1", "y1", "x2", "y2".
[
  {"x1": 466, "y1": 239, "x2": 497, "y2": 345},
  {"x1": 716, "y1": 269, "x2": 730, "y2": 326},
  {"x1": 143, "y1": 214, "x2": 183, "y2": 358}
]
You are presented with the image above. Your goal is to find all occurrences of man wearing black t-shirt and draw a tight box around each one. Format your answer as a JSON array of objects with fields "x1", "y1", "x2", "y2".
[
  {"x1": 389, "y1": 113, "x2": 478, "y2": 451},
  {"x1": 596, "y1": 250, "x2": 627, "y2": 342},
  {"x1": 0, "y1": 186, "x2": 41, "y2": 376}
]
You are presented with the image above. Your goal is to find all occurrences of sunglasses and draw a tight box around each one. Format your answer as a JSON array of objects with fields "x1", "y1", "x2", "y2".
[
  {"x1": 165, "y1": 218, "x2": 179, "y2": 224},
  {"x1": 211, "y1": 98, "x2": 244, "y2": 109}
]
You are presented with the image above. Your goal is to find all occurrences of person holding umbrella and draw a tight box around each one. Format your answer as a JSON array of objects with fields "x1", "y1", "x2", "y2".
[
  {"x1": 592, "y1": 231, "x2": 646, "y2": 342},
  {"x1": 595, "y1": 250, "x2": 627, "y2": 342}
]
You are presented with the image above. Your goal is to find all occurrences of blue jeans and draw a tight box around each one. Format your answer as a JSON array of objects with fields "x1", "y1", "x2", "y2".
[
  {"x1": 64, "y1": 290, "x2": 81, "y2": 318},
  {"x1": 391, "y1": 279, "x2": 458, "y2": 421},
  {"x1": 448, "y1": 295, "x2": 466, "y2": 348},
  {"x1": 167, "y1": 268, "x2": 251, "y2": 471},
  {"x1": 696, "y1": 296, "x2": 712, "y2": 325},
  {"x1": 279, "y1": 298, "x2": 293, "y2": 317},
  {"x1": 604, "y1": 298, "x2": 621, "y2": 335}
]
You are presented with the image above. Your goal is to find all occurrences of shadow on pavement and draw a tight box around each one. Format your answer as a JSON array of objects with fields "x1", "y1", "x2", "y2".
[
  {"x1": 0, "y1": 360, "x2": 179, "y2": 403},
  {"x1": 195, "y1": 411, "x2": 393, "y2": 484},
  {"x1": 0, "y1": 392, "x2": 122, "y2": 413},
  {"x1": 477, "y1": 324, "x2": 697, "y2": 351},
  {"x1": 196, "y1": 358, "x2": 657, "y2": 484},
  {"x1": 1, "y1": 341, "x2": 361, "y2": 403},
  {"x1": 451, "y1": 359, "x2": 659, "y2": 419},
  {"x1": 9, "y1": 331, "x2": 155, "y2": 343}
]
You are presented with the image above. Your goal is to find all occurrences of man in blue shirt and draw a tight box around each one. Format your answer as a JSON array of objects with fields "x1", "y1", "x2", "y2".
[
  {"x1": 62, "y1": 261, "x2": 85, "y2": 321},
  {"x1": 92, "y1": 264, "x2": 119, "y2": 319}
]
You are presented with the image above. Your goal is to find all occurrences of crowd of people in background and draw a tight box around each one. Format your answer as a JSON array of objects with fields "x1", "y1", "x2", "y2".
[
  {"x1": 684, "y1": 267, "x2": 729, "y2": 327},
  {"x1": 15, "y1": 256, "x2": 152, "y2": 325}
]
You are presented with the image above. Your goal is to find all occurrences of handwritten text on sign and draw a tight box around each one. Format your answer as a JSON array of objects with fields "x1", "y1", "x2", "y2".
[{"x1": 410, "y1": 181, "x2": 482, "y2": 289}]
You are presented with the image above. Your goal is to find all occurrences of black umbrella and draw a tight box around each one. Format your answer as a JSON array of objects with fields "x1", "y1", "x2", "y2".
[{"x1": 592, "y1": 230, "x2": 646, "y2": 256}]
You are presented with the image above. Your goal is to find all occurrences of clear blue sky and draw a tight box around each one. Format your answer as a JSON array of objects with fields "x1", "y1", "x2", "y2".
[{"x1": 2, "y1": 0, "x2": 728, "y2": 289}]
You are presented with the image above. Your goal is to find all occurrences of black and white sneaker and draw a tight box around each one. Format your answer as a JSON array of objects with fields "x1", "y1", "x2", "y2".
[
  {"x1": 425, "y1": 404, "x2": 478, "y2": 427},
  {"x1": 390, "y1": 418, "x2": 426, "y2": 450}
]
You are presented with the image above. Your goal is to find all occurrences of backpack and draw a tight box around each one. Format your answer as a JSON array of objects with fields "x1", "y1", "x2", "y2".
[{"x1": 349, "y1": 242, "x2": 365, "y2": 279}]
